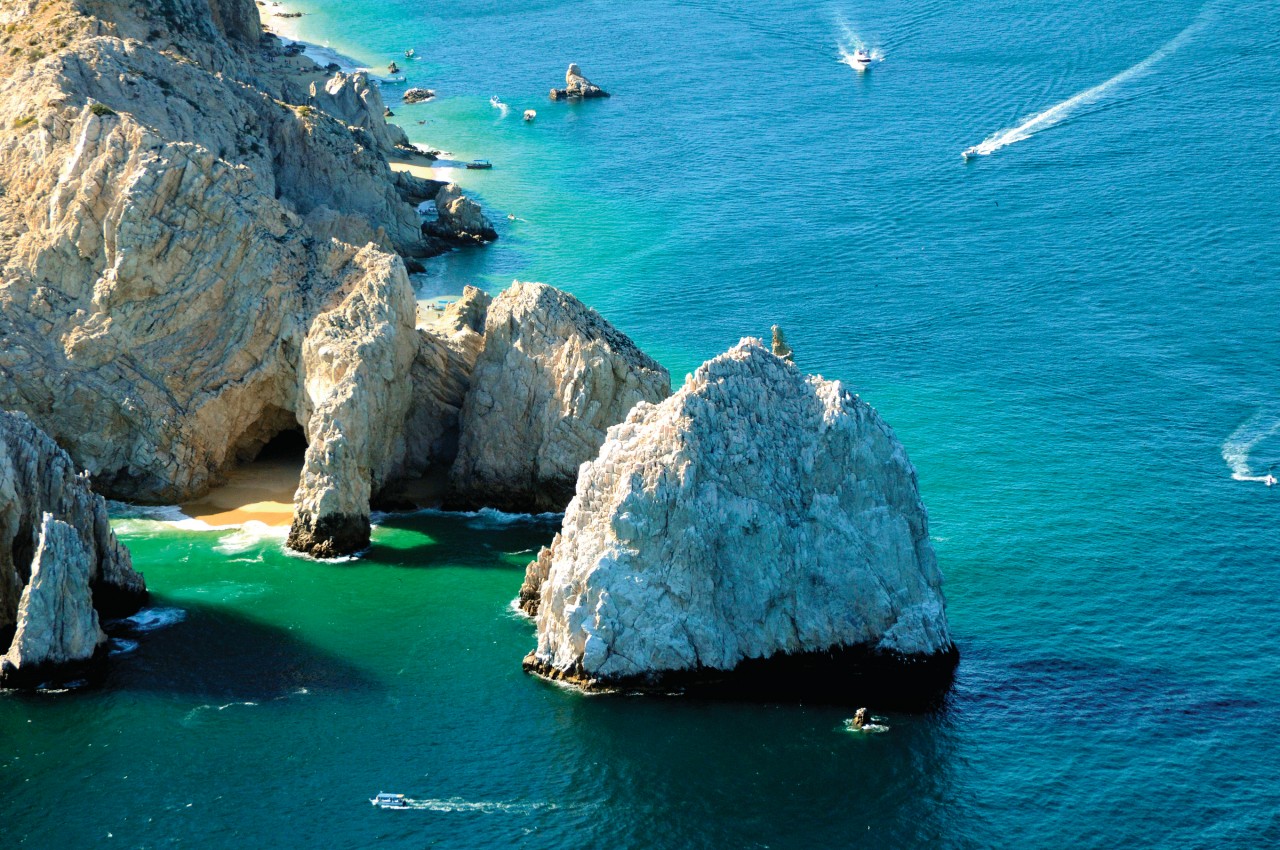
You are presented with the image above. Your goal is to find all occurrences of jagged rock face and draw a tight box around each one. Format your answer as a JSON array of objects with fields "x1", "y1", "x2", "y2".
[
  {"x1": 1, "y1": 514, "x2": 107, "y2": 688},
  {"x1": 310, "y1": 72, "x2": 411, "y2": 155},
  {"x1": 403, "y1": 88, "x2": 435, "y2": 104},
  {"x1": 287, "y1": 247, "x2": 418, "y2": 558},
  {"x1": 393, "y1": 286, "x2": 492, "y2": 484},
  {"x1": 550, "y1": 63, "x2": 610, "y2": 100},
  {"x1": 425, "y1": 184, "x2": 498, "y2": 245},
  {"x1": 450, "y1": 282, "x2": 670, "y2": 513},
  {"x1": 523, "y1": 338, "x2": 956, "y2": 703},
  {"x1": 0, "y1": 410, "x2": 145, "y2": 686},
  {"x1": 0, "y1": 0, "x2": 476, "y2": 533}
]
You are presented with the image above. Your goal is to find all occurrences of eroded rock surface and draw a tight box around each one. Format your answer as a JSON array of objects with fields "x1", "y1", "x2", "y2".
[
  {"x1": 450, "y1": 282, "x2": 670, "y2": 513},
  {"x1": 0, "y1": 0, "x2": 494, "y2": 556},
  {"x1": 522, "y1": 338, "x2": 956, "y2": 704},
  {"x1": 550, "y1": 63, "x2": 610, "y2": 100},
  {"x1": 0, "y1": 410, "x2": 145, "y2": 687},
  {"x1": 425, "y1": 184, "x2": 498, "y2": 244}
]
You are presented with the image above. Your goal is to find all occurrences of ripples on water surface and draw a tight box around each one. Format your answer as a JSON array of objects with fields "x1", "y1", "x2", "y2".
[{"x1": 4, "y1": 0, "x2": 1280, "y2": 846}]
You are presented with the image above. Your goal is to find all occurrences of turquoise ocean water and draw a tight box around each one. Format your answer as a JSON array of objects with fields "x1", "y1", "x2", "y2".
[{"x1": 4, "y1": 0, "x2": 1280, "y2": 846}]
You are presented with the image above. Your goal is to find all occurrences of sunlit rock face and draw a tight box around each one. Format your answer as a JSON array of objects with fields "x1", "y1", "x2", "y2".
[{"x1": 522, "y1": 338, "x2": 957, "y2": 705}]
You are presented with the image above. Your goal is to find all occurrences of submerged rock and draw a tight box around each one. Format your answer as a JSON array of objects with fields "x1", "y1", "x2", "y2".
[
  {"x1": 522, "y1": 338, "x2": 956, "y2": 705},
  {"x1": 0, "y1": 411, "x2": 145, "y2": 687},
  {"x1": 549, "y1": 63, "x2": 610, "y2": 100},
  {"x1": 449, "y1": 282, "x2": 670, "y2": 513}
]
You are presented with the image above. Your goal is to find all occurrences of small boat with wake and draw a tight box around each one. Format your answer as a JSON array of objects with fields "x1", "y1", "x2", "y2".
[
  {"x1": 962, "y1": 146, "x2": 982, "y2": 160},
  {"x1": 466, "y1": 159, "x2": 493, "y2": 170},
  {"x1": 404, "y1": 48, "x2": 415, "y2": 58},
  {"x1": 371, "y1": 792, "x2": 409, "y2": 809}
]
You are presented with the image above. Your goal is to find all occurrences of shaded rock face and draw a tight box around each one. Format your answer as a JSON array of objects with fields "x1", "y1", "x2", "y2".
[
  {"x1": 393, "y1": 286, "x2": 493, "y2": 485},
  {"x1": 0, "y1": 0, "x2": 495, "y2": 556},
  {"x1": 403, "y1": 88, "x2": 435, "y2": 104},
  {"x1": 449, "y1": 282, "x2": 670, "y2": 513},
  {"x1": 522, "y1": 338, "x2": 956, "y2": 705},
  {"x1": 550, "y1": 63, "x2": 610, "y2": 100},
  {"x1": 425, "y1": 184, "x2": 498, "y2": 245},
  {"x1": 0, "y1": 411, "x2": 145, "y2": 687}
]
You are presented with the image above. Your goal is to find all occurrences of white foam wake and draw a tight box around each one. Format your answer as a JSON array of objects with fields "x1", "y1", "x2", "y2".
[
  {"x1": 1223, "y1": 412, "x2": 1280, "y2": 483},
  {"x1": 489, "y1": 95, "x2": 510, "y2": 117},
  {"x1": 963, "y1": 3, "x2": 1215, "y2": 158},
  {"x1": 834, "y1": 14, "x2": 884, "y2": 69}
]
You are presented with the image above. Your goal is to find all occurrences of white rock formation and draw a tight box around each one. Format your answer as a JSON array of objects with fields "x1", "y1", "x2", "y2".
[
  {"x1": 523, "y1": 338, "x2": 955, "y2": 698},
  {"x1": 450, "y1": 282, "x2": 670, "y2": 513},
  {"x1": 1, "y1": 514, "x2": 107, "y2": 686},
  {"x1": 0, "y1": 0, "x2": 495, "y2": 556},
  {"x1": 288, "y1": 246, "x2": 418, "y2": 558},
  {"x1": 550, "y1": 63, "x2": 610, "y2": 100},
  {"x1": 0, "y1": 410, "x2": 145, "y2": 687}
]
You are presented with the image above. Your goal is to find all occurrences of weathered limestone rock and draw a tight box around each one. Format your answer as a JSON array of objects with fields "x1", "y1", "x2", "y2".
[
  {"x1": 425, "y1": 184, "x2": 498, "y2": 244},
  {"x1": 522, "y1": 338, "x2": 957, "y2": 704},
  {"x1": 450, "y1": 282, "x2": 670, "y2": 513},
  {"x1": 1, "y1": 515, "x2": 106, "y2": 688},
  {"x1": 392, "y1": 286, "x2": 493, "y2": 485},
  {"x1": 771, "y1": 325, "x2": 793, "y2": 361},
  {"x1": 549, "y1": 63, "x2": 610, "y2": 100},
  {"x1": 288, "y1": 246, "x2": 418, "y2": 558},
  {"x1": 0, "y1": 0, "x2": 496, "y2": 549},
  {"x1": 0, "y1": 410, "x2": 145, "y2": 687},
  {"x1": 309, "y1": 71, "x2": 411, "y2": 154}
]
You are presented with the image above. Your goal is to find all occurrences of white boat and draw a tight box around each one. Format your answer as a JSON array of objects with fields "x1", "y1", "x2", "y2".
[
  {"x1": 405, "y1": 49, "x2": 415, "y2": 58},
  {"x1": 852, "y1": 49, "x2": 872, "y2": 64},
  {"x1": 371, "y1": 792, "x2": 409, "y2": 809},
  {"x1": 962, "y1": 146, "x2": 981, "y2": 160}
]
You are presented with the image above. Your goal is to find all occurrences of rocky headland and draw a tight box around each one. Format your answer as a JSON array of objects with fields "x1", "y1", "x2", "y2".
[
  {"x1": 521, "y1": 338, "x2": 957, "y2": 705},
  {"x1": 1, "y1": 411, "x2": 147, "y2": 688},
  {"x1": 0, "y1": 0, "x2": 497, "y2": 557}
]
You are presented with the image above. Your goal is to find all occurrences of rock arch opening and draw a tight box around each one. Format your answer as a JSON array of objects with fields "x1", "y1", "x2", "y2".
[{"x1": 180, "y1": 414, "x2": 308, "y2": 528}]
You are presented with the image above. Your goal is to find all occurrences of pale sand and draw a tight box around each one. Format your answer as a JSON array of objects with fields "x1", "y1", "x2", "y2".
[
  {"x1": 180, "y1": 458, "x2": 300, "y2": 528},
  {"x1": 389, "y1": 154, "x2": 449, "y2": 181}
]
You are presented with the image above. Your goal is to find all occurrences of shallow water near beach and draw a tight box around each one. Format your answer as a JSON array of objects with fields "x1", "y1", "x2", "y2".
[{"x1": 4, "y1": 0, "x2": 1280, "y2": 846}]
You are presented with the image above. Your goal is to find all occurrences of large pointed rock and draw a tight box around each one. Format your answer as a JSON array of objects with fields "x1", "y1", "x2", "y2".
[
  {"x1": 522, "y1": 338, "x2": 957, "y2": 705},
  {"x1": 449, "y1": 282, "x2": 670, "y2": 513}
]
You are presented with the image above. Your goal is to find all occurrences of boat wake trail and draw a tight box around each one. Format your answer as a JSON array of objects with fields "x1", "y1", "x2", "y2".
[
  {"x1": 489, "y1": 95, "x2": 510, "y2": 117},
  {"x1": 963, "y1": 2, "x2": 1216, "y2": 158},
  {"x1": 1223, "y1": 412, "x2": 1280, "y2": 484},
  {"x1": 834, "y1": 14, "x2": 884, "y2": 69}
]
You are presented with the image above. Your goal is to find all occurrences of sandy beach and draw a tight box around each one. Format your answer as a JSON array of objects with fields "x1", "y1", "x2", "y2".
[{"x1": 179, "y1": 457, "x2": 300, "y2": 528}]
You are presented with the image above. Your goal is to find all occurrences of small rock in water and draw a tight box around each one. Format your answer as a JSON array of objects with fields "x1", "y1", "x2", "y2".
[{"x1": 549, "y1": 63, "x2": 609, "y2": 100}]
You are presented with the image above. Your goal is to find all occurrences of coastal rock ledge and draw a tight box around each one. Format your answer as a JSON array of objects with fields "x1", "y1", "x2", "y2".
[{"x1": 521, "y1": 338, "x2": 958, "y2": 706}]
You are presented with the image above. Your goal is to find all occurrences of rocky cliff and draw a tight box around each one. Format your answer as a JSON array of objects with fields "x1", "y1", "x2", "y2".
[
  {"x1": 522, "y1": 338, "x2": 957, "y2": 704},
  {"x1": 0, "y1": 410, "x2": 146, "y2": 687},
  {"x1": 0, "y1": 0, "x2": 494, "y2": 556},
  {"x1": 549, "y1": 64, "x2": 610, "y2": 100},
  {"x1": 449, "y1": 282, "x2": 670, "y2": 513}
]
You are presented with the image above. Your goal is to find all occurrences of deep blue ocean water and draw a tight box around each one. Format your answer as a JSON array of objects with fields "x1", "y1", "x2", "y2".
[{"x1": 3, "y1": 0, "x2": 1279, "y2": 846}]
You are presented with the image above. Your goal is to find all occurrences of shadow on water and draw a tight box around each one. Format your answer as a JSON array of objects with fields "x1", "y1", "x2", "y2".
[
  {"x1": 95, "y1": 599, "x2": 382, "y2": 702},
  {"x1": 368, "y1": 509, "x2": 559, "y2": 569}
]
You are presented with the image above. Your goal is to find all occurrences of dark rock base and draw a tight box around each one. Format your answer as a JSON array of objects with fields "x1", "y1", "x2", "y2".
[
  {"x1": 523, "y1": 642, "x2": 960, "y2": 710},
  {"x1": 0, "y1": 644, "x2": 109, "y2": 690},
  {"x1": 286, "y1": 511, "x2": 370, "y2": 559},
  {"x1": 91, "y1": 581, "x2": 150, "y2": 620}
]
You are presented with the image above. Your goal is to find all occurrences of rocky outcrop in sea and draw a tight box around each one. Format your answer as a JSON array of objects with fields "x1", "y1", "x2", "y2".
[
  {"x1": 449, "y1": 283, "x2": 670, "y2": 513},
  {"x1": 425, "y1": 184, "x2": 499, "y2": 244},
  {"x1": 521, "y1": 338, "x2": 957, "y2": 704},
  {"x1": 0, "y1": 0, "x2": 495, "y2": 557},
  {"x1": 549, "y1": 64, "x2": 610, "y2": 100},
  {"x1": 0, "y1": 411, "x2": 146, "y2": 687}
]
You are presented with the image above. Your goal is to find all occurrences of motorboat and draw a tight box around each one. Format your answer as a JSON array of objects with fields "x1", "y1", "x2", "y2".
[
  {"x1": 962, "y1": 146, "x2": 981, "y2": 160},
  {"x1": 523, "y1": 109, "x2": 537, "y2": 121},
  {"x1": 466, "y1": 159, "x2": 493, "y2": 170},
  {"x1": 405, "y1": 49, "x2": 415, "y2": 58},
  {"x1": 851, "y1": 48, "x2": 872, "y2": 64},
  {"x1": 370, "y1": 793, "x2": 409, "y2": 809}
]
